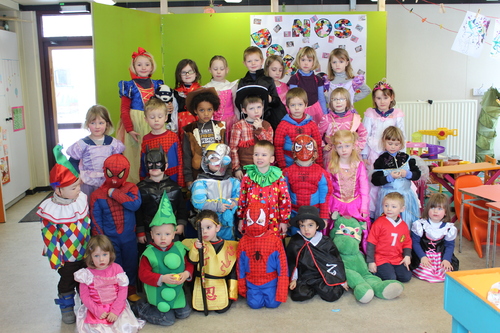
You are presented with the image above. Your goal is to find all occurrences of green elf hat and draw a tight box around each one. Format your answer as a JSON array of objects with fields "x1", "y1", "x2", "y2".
[
  {"x1": 149, "y1": 191, "x2": 177, "y2": 228},
  {"x1": 49, "y1": 144, "x2": 79, "y2": 189}
]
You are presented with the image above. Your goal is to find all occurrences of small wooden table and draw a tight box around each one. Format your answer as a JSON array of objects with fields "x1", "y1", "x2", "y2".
[
  {"x1": 487, "y1": 201, "x2": 500, "y2": 267},
  {"x1": 444, "y1": 268, "x2": 500, "y2": 333},
  {"x1": 459, "y1": 185, "x2": 500, "y2": 265},
  {"x1": 431, "y1": 162, "x2": 500, "y2": 220}
]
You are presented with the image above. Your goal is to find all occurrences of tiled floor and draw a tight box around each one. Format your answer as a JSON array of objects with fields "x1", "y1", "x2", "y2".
[{"x1": 0, "y1": 192, "x2": 497, "y2": 333}]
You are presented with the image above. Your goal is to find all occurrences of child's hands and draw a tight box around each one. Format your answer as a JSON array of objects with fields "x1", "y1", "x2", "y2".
[
  {"x1": 390, "y1": 170, "x2": 401, "y2": 179},
  {"x1": 100, "y1": 312, "x2": 109, "y2": 320},
  {"x1": 238, "y1": 220, "x2": 244, "y2": 233},
  {"x1": 368, "y1": 262, "x2": 377, "y2": 273},
  {"x1": 279, "y1": 223, "x2": 288, "y2": 236},
  {"x1": 166, "y1": 102, "x2": 174, "y2": 115},
  {"x1": 420, "y1": 256, "x2": 431, "y2": 268},
  {"x1": 194, "y1": 240, "x2": 203, "y2": 249},
  {"x1": 324, "y1": 143, "x2": 332, "y2": 152},
  {"x1": 253, "y1": 118, "x2": 263, "y2": 129},
  {"x1": 235, "y1": 170, "x2": 243, "y2": 180},
  {"x1": 289, "y1": 280, "x2": 297, "y2": 290},
  {"x1": 137, "y1": 235, "x2": 147, "y2": 244},
  {"x1": 162, "y1": 272, "x2": 189, "y2": 285},
  {"x1": 363, "y1": 159, "x2": 370, "y2": 167},
  {"x1": 399, "y1": 169, "x2": 407, "y2": 178},
  {"x1": 441, "y1": 260, "x2": 453, "y2": 272},
  {"x1": 106, "y1": 312, "x2": 118, "y2": 323},
  {"x1": 175, "y1": 224, "x2": 184, "y2": 236},
  {"x1": 128, "y1": 131, "x2": 140, "y2": 142},
  {"x1": 107, "y1": 188, "x2": 115, "y2": 197},
  {"x1": 268, "y1": 95, "x2": 272, "y2": 103},
  {"x1": 342, "y1": 282, "x2": 349, "y2": 291},
  {"x1": 401, "y1": 255, "x2": 411, "y2": 270}
]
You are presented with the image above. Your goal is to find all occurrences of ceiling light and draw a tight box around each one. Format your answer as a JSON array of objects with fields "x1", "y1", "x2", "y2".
[
  {"x1": 94, "y1": 0, "x2": 116, "y2": 5},
  {"x1": 59, "y1": 4, "x2": 90, "y2": 13},
  {"x1": 225, "y1": 0, "x2": 243, "y2": 3}
]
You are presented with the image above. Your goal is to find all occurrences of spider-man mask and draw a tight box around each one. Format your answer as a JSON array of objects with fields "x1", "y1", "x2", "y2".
[
  {"x1": 293, "y1": 134, "x2": 317, "y2": 162},
  {"x1": 245, "y1": 202, "x2": 268, "y2": 237},
  {"x1": 103, "y1": 154, "x2": 130, "y2": 189}
]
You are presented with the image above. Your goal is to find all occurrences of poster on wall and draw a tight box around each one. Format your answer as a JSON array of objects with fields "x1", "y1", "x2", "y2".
[
  {"x1": 12, "y1": 106, "x2": 25, "y2": 131},
  {"x1": 250, "y1": 14, "x2": 367, "y2": 81},
  {"x1": 0, "y1": 127, "x2": 9, "y2": 184},
  {"x1": 452, "y1": 11, "x2": 491, "y2": 58},
  {"x1": 490, "y1": 19, "x2": 500, "y2": 59}
]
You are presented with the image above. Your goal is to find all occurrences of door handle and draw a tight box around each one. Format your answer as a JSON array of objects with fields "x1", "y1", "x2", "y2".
[{"x1": 5, "y1": 117, "x2": 12, "y2": 121}]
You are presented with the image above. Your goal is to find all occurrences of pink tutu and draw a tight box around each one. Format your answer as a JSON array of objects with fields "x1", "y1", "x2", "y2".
[{"x1": 305, "y1": 101, "x2": 324, "y2": 124}]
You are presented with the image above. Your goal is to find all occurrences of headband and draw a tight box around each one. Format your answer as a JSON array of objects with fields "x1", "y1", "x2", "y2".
[
  {"x1": 132, "y1": 47, "x2": 152, "y2": 60},
  {"x1": 373, "y1": 80, "x2": 393, "y2": 91},
  {"x1": 200, "y1": 218, "x2": 220, "y2": 226}
]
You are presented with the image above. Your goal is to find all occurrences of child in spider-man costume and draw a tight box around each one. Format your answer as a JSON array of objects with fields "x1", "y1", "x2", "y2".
[
  {"x1": 90, "y1": 154, "x2": 142, "y2": 301},
  {"x1": 237, "y1": 202, "x2": 288, "y2": 309},
  {"x1": 282, "y1": 134, "x2": 331, "y2": 236}
]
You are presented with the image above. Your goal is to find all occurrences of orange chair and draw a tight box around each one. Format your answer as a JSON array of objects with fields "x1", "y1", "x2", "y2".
[
  {"x1": 454, "y1": 175, "x2": 483, "y2": 241},
  {"x1": 484, "y1": 155, "x2": 498, "y2": 183},
  {"x1": 469, "y1": 203, "x2": 500, "y2": 258}
]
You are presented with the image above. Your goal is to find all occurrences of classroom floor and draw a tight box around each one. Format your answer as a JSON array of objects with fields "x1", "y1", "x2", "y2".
[{"x1": 1, "y1": 191, "x2": 497, "y2": 333}]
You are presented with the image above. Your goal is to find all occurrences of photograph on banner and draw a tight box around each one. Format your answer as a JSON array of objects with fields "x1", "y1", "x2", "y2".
[
  {"x1": 250, "y1": 14, "x2": 367, "y2": 82},
  {"x1": 452, "y1": 11, "x2": 491, "y2": 58}
]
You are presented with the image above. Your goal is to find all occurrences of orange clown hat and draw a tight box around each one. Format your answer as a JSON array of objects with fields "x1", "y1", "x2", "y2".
[{"x1": 49, "y1": 145, "x2": 79, "y2": 189}]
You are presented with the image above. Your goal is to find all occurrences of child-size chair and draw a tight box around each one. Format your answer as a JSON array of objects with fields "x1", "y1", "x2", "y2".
[
  {"x1": 454, "y1": 175, "x2": 483, "y2": 241},
  {"x1": 469, "y1": 200, "x2": 500, "y2": 258}
]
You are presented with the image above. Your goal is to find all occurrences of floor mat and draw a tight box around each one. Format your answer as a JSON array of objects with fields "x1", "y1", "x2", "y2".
[{"x1": 19, "y1": 192, "x2": 53, "y2": 223}]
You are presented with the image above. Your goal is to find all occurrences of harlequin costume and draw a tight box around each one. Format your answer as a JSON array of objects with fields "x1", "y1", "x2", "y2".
[
  {"x1": 328, "y1": 160, "x2": 370, "y2": 237},
  {"x1": 410, "y1": 219, "x2": 459, "y2": 283},
  {"x1": 286, "y1": 206, "x2": 346, "y2": 302},
  {"x1": 361, "y1": 103, "x2": 405, "y2": 215},
  {"x1": 238, "y1": 69, "x2": 287, "y2": 130},
  {"x1": 140, "y1": 130, "x2": 184, "y2": 187},
  {"x1": 182, "y1": 217, "x2": 239, "y2": 312},
  {"x1": 288, "y1": 70, "x2": 328, "y2": 124},
  {"x1": 237, "y1": 202, "x2": 289, "y2": 309},
  {"x1": 274, "y1": 113, "x2": 323, "y2": 169},
  {"x1": 372, "y1": 151, "x2": 421, "y2": 228},
  {"x1": 74, "y1": 263, "x2": 145, "y2": 332},
  {"x1": 191, "y1": 144, "x2": 240, "y2": 240},
  {"x1": 67, "y1": 135, "x2": 125, "y2": 198},
  {"x1": 282, "y1": 135, "x2": 331, "y2": 235},
  {"x1": 237, "y1": 164, "x2": 291, "y2": 238},
  {"x1": 174, "y1": 82, "x2": 201, "y2": 140},
  {"x1": 37, "y1": 145, "x2": 91, "y2": 324},
  {"x1": 118, "y1": 47, "x2": 164, "y2": 183},
  {"x1": 136, "y1": 148, "x2": 188, "y2": 244},
  {"x1": 318, "y1": 109, "x2": 368, "y2": 168},
  {"x1": 367, "y1": 214, "x2": 412, "y2": 282},
  {"x1": 325, "y1": 72, "x2": 370, "y2": 106},
  {"x1": 204, "y1": 79, "x2": 239, "y2": 142},
  {"x1": 90, "y1": 154, "x2": 142, "y2": 297},
  {"x1": 136, "y1": 193, "x2": 193, "y2": 326}
]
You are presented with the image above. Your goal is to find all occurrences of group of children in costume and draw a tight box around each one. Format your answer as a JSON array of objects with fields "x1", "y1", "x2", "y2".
[{"x1": 37, "y1": 45, "x2": 459, "y2": 331}]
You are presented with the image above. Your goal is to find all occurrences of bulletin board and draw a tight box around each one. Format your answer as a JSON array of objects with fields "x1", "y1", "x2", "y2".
[{"x1": 92, "y1": 5, "x2": 386, "y2": 124}]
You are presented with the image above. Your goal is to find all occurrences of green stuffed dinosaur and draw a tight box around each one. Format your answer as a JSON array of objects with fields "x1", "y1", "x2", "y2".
[{"x1": 330, "y1": 216, "x2": 403, "y2": 303}]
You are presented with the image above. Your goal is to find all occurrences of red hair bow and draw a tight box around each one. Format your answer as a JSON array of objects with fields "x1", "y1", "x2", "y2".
[{"x1": 132, "y1": 47, "x2": 149, "y2": 59}]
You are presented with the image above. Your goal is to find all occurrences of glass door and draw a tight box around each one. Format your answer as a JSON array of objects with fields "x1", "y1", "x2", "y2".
[{"x1": 48, "y1": 46, "x2": 96, "y2": 150}]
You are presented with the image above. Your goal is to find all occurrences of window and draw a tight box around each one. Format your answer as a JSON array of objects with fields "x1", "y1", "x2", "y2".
[{"x1": 41, "y1": 15, "x2": 92, "y2": 37}]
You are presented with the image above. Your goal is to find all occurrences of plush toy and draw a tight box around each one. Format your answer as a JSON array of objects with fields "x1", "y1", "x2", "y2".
[{"x1": 330, "y1": 216, "x2": 403, "y2": 303}]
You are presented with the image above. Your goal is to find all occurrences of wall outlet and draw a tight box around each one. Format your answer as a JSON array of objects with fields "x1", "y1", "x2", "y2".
[{"x1": 472, "y1": 87, "x2": 486, "y2": 96}]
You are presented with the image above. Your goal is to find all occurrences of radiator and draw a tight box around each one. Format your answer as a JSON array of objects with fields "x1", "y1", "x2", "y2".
[{"x1": 398, "y1": 100, "x2": 478, "y2": 163}]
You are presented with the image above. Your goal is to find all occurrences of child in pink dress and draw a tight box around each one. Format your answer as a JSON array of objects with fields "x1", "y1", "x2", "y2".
[
  {"x1": 204, "y1": 55, "x2": 238, "y2": 142},
  {"x1": 264, "y1": 55, "x2": 288, "y2": 107},
  {"x1": 74, "y1": 235, "x2": 144, "y2": 333},
  {"x1": 327, "y1": 130, "x2": 370, "y2": 245},
  {"x1": 319, "y1": 87, "x2": 367, "y2": 169}
]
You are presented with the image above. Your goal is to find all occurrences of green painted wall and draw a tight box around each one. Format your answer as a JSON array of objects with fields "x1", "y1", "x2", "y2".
[
  {"x1": 93, "y1": 6, "x2": 386, "y2": 126},
  {"x1": 92, "y1": 3, "x2": 161, "y2": 128}
]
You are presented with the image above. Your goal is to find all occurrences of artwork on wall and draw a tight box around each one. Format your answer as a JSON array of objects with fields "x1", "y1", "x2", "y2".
[
  {"x1": 452, "y1": 11, "x2": 491, "y2": 58},
  {"x1": 12, "y1": 106, "x2": 24, "y2": 131},
  {"x1": 250, "y1": 14, "x2": 367, "y2": 81},
  {"x1": 491, "y1": 19, "x2": 500, "y2": 58}
]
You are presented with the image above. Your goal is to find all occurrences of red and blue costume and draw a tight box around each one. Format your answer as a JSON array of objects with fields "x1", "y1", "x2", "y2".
[
  {"x1": 90, "y1": 154, "x2": 142, "y2": 292},
  {"x1": 237, "y1": 203, "x2": 289, "y2": 309}
]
